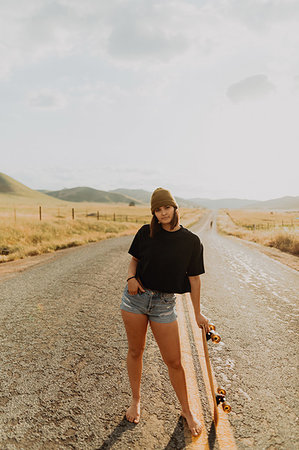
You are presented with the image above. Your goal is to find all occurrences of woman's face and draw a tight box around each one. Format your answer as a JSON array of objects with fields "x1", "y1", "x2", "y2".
[{"x1": 154, "y1": 205, "x2": 175, "y2": 224}]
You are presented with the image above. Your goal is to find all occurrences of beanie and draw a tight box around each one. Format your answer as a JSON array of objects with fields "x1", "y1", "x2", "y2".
[{"x1": 151, "y1": 187, "x2": 178, "y2": 213}]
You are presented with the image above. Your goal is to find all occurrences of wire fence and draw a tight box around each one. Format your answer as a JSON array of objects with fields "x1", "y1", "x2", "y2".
[
  {"x1": 2, "y1": 206, "x2": 151, "y2": 224},
  {"x1": 225, "y1": 212, "x2": 299, "y2": 231}
]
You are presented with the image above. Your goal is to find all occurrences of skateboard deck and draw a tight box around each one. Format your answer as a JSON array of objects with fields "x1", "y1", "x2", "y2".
[
  {"x1": 201, "y1": 324, "x2": 231, "y2": 425},
  {"x1": 201, "y1": 326, "x2": 219, "y2": 425}
]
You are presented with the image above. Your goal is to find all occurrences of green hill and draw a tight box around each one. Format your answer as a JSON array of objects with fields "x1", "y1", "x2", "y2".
[
  {"x1": 110, "y1": 188, "x2": 151, "y2": 203},
  {"x1": 245, "y1": 196, "x2": 299, "y2": 210},
  {"x1": 189, "y1": 196, "x2": 299, "y2": 210},
  {"x1": 0, "y1": 172, "x2": 40, "y2": 197},
  {"x1": 46, "y1": 187, "x2": 142, "y2": 204},
  {"x1": 0, "y1": 172, "x2": 66, "y2": 205},
  {"x1": 110, "y1": 188, "x2": 198, "y2": 208},
  {"x1": 189, "y1": 197, "x2": 257, "y2": 209},
  {"x1": 2, "y1": 172, "x2": 297, "y2": 210}
]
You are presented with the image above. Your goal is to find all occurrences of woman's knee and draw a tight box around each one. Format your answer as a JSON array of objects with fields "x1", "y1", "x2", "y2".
[
  {"x1": 128, "y1": 346, "x2": 145, "y2": 359},
  {"x1": 164, "y1": 356, "x2": 183, "y2": 370}
]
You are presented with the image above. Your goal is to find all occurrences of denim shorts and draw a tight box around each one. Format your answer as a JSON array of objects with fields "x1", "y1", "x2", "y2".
[{"x1": 120, "y1": 286, "x2": 177, "y2": 323}]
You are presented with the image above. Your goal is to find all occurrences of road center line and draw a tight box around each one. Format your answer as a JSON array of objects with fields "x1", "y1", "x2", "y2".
[
  {"x1": 184, "y1": 293, "x2": 237, "y2": 449},
  {"x1": 176, "y1": 294, "x2": 209, "y2": 448}
]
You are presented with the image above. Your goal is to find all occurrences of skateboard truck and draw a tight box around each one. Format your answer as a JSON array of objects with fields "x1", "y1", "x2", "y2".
[
  {"x1": 206, "y1": 322, "x2": 221, "y2": 343},
  {"x1": 216, "y1": 387, "x2": 232, "y2": 413}
]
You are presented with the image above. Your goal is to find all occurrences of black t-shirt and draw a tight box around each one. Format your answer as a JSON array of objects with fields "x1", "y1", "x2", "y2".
[{"x1": 128, "y1": 224, "x2": 205, "y2": 294}]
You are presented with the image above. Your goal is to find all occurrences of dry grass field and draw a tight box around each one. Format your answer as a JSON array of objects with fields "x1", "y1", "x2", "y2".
[
  {"x1": 0, "y1": 200, "x2": 203, "y2": 263},
  {"x1": 218, "y1": 209, "x2": 299, "y2": 256}
]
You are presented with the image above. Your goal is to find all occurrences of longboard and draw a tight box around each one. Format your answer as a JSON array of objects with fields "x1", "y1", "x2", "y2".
[{"x1": 201, "y1": 325, "x2": 231, "y2": 426}]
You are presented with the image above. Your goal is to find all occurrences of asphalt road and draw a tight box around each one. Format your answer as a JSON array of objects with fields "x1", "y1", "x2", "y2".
[{"x1": 0, "y1": 213, "x2": 298, "y2": 449}]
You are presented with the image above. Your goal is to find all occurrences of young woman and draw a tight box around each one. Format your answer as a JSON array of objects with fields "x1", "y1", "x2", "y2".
[{"x1": 120, "y1": 187, "x2": 209, "y2": 437}]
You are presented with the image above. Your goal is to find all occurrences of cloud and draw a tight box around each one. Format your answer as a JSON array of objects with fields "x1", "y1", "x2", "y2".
[
  {"x1": 1, "y1": 0, "x2": 298, "y2": 82},
  {"x1": 108, "y1": 21, "x2": 188, "y2": 62},
  {"x1": 223, "y1": 0, "x2": 299, "y2": 30},
  {"x1": 0, "y1": 0, "x2": 195, "y2": 78},
  {"x1": 227, "y1": 75, "x2": 276, "y2": 103},
  {"x1": 107, "y1": 1, "x2": 189, "y2": 62},
  {"x1": 29, "y1": 89, "x2": 67, "y2": 110}
]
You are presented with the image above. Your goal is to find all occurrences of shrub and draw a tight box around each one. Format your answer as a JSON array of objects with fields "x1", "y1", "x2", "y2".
[{"x1": 268, "y1": 233, "x2": 299, "y2": 256}]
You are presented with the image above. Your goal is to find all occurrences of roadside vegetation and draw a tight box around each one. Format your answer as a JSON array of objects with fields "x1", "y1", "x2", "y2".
[
  {"x1": 217, "y1": 210, "x2": 299, "y2": 256},
  {"x1": 0, "y1": 201, "x2": 203, "y2": 263}
]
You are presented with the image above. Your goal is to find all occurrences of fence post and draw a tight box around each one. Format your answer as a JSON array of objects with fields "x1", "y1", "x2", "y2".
[
  {"x1": 113, "y1": 213, "x2": 116, "y2": 221},
  {"x1": 39, "y1": 206, "x2": 42, "y2": 221},
  {"x1": 97, "y1": 211, "x2": 99, "y2": 220},
  {"x1": 72, "y1": 208, "x2": 75, "y2": 220}
]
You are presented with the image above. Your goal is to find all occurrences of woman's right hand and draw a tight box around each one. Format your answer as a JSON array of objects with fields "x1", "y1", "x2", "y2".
[{"x1": 128, "y1": 278, "x2": 145, "y2": 295}]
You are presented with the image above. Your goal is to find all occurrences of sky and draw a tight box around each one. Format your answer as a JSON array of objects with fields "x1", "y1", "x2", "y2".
[{"x1": 1, "y1": 0, "x2": 299, "y2": 200}]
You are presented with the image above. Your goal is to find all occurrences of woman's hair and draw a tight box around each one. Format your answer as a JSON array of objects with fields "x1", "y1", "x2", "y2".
[{"x1": 150, "y1": 207, "x2": 179, "y2": 238}]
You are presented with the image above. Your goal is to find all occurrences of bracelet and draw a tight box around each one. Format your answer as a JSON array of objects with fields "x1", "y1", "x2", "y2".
[{"x1": 127, "y1": 276, "x2": 136, "y2": 282}]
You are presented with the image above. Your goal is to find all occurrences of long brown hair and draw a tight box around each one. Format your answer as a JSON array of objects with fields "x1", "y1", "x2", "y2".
[{"x1": 150, "y1": 207, "x2": 179, "y2": 238}]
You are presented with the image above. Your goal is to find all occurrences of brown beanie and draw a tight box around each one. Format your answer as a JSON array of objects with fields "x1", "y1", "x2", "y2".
[{"x1": 151, "y1": 187, "x2": 178, "y2": 213}]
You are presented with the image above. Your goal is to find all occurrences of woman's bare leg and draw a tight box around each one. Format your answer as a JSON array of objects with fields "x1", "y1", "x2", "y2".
[
  {"x1": 150, "y1": 319, "x2": 202, "y2": 437},
  {"x1": 121, "y1": 310, "x2": 149, "y2": 423}
]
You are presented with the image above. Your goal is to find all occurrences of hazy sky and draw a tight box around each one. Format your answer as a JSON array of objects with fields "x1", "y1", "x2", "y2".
[{"x1": 1, "y1": 0, "x2": 299, "y2": 200}]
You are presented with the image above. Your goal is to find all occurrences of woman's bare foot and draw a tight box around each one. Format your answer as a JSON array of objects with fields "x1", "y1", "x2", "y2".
[
  {"x1": 126, "y1": 399, "x2": 140, "y2": 424},
  {"x1": 181, "y1": 410, "x2": 202, "y2": 437}
]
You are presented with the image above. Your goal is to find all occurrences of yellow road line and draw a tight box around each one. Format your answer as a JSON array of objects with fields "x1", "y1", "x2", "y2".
[
  {"x1": 184, "y1": 294, "x2": 237, "y2": 449},
  {"x1": 176, "y1": 295, "x2": 209, "y2": 448}
]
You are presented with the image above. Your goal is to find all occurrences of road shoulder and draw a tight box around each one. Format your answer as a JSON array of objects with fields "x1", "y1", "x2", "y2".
[{"x1": 0, "y1": 241, "x2": 108, "y2": 282}]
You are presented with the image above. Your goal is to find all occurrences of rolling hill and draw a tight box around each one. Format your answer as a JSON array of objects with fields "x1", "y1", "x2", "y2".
[
  {"x1": 189, "y1": 197, "x2": 259, "y2": 209},
  {"x1": 110, "y1": 188, "x2": 198, "y2": 208},
  {"x1": 110, "y1": 188, "x2": 151, "y2": 204},
  {"x1": 1, "y1": 173, "x2": 297, "y2": 210},
  {"x1": 110, "y1": 189, "x2": 299, "y2": 210},
  {"x1": 0, "y1": 172, "x2": 65, "y2": 205},
  {"x1": 113, "y1": 189, "x2": 299, "y2": 210},
  {"x1": 0, "y1": 172, "x2": 42, "y2": 197},
  {"x1": 187, "y1": 196, "x2": 299, "y2": 210},
  {"x1": 244, "y1": 196, "x2": 299, "y2": 210},
  {"x1": 45, "y1": 187, "x2": 142, "y2": 204}
]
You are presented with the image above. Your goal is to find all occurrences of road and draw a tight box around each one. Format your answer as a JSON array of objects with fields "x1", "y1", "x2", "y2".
[{"x1": 0, "y1": 212, "x2": 298, "y2": 449}]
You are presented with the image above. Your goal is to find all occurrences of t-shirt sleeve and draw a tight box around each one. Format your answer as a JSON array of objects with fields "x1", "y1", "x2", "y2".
[
  {"x1": 128, "y1": 227, "x2": 143, "y2": 259},
  {"x1": 187, "y1": 237, "x2": 205, "y2": 276}
]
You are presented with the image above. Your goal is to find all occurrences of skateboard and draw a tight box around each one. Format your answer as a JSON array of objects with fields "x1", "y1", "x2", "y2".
[{"x1": 201, "y1": 323, "x2": 231, "y2": 425}]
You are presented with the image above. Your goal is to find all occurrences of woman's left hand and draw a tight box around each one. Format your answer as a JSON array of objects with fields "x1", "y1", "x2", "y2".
[{"x1": 195, "y1": 313, "x2": 210, "y2": 334}]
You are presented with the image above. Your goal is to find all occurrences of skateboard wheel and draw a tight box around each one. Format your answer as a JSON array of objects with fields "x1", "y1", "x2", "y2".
[
  {"x1": 210, "y1": 331, "x2": 221, "y2": 343},
  {"x1": 208, "y1": 323, "x2": 216, "y2": 331},
  {"x1": 222, "y1": 402, "x2": 231, "y2": 413},
  {"x1": 217, "y1": 387, "x2": 226, "y2": 396}
]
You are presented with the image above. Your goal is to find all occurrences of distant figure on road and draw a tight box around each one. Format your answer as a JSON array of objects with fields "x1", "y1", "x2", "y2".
[
  {"x1": 120, "y1": 187, "x2": 209, "y2": 437},
  {"x1": 210, "y1": 220, "x2": 213, "y2": 228}
]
